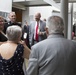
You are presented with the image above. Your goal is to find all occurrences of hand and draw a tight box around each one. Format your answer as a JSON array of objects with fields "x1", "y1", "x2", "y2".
[
  {"x1": 19, "y1": 40, "x2": 26, "y2": 45},
  {"x1": 38, "y1": 32, "x2": 44, "y2": 35},
  {"x1": 23, "y1": 33, "x2": 27, "y2": 39}
]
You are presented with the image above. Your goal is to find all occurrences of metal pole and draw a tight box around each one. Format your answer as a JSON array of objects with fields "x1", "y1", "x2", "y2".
[
  {"x1": 60, "y1": 0, "x2": 68, "y2": 38},
  {"x1": 68, "y1": 3, "x2": 73, "y2": 40}
]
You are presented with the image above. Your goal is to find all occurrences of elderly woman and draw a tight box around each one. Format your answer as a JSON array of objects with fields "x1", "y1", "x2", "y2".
[
  {"x1": 0, "y1": 16, "x2": 7, "y2": 45},
  {"x1": 0, "y1": 26, "x2": 30, "y2": 75}
]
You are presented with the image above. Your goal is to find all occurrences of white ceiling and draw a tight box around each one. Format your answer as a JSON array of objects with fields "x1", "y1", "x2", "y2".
[
  {"x1": 53, "y1": 0, "x2": 76, "y2": 20},
  {"x1": 13, "y1": 0, "x2": 76, "y2": 8},
  {"x1": 54, "y1": 0, "x2": 76, "y2": 3},
  {"x1": 12, "y1": 0, "x2": 76, "y2": 20},
  {"x1": 12, "y1": 0, "x2": 76, "y2": 12}
]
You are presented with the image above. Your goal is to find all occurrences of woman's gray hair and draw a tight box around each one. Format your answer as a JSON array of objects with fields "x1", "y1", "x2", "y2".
[
  {"x1": 46, "y1": 16, "x2": 64, "y2": 34},
  {"x1": 6, "y1": 25, "x2": 22, "y2": 42}
]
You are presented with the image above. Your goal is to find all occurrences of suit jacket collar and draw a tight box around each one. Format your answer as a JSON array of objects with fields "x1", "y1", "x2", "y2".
[{"x1": 47, "y1": 33, "x2": 64, "y2": 39}]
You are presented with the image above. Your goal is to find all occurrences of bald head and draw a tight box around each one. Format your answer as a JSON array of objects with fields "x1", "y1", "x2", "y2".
[
  {"x1": 35, "y1": 13, "x2": 41, "y2": 22},
  {"x1": 8, "y1": 12, "x2": 16, "y2": 23},
  {"x1": 46, "y1": 16, "x2": 64, "y2": 34}
]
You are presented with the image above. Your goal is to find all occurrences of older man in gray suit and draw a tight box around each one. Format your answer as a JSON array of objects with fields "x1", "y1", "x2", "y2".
[
  {"x1": 29, "y1": 12, "x2": 47, "y2": 47},
  {"x1": 27, "y1": 16, "x2": 76, "y2": 75}
]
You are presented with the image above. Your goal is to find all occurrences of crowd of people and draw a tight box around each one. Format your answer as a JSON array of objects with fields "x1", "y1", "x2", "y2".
[{"x1": 0, "y1": 11, "x2": 76, "y2": 75}]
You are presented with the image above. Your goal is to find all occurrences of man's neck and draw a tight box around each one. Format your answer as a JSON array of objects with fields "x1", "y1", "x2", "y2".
[{"x1": 10, "y1": 21, "x2": 16, "y2": 23}]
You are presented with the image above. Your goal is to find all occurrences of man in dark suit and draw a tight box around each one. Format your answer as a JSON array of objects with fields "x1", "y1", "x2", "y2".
[
  {"x1": 29, "y1": 12, "x2": 47, "y2": 47},
  {"x1": 3, "y1": 12, "x2": 21, "y2": 34},
  {"x1": 27, "y1": 16, "x2": 76, "y2": 75}
]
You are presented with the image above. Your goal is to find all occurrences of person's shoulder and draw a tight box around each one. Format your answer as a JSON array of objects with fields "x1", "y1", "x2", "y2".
[
  {"x1": 40, "y1": 20, "x2": 46, "y2": 24},
  {"x1": 32, "y1": 39, "x2": 47, "y2": 49},
  {"x1": 31, "y1": 39, "x2": 47, "y2": 54},
  {"x1": 72, "y1": 40, "x2": 76, "y2": 44},
  {"x1": 8, "y1": 21, "x2": 11, "y2": 23},
  {"x1": 40, "y1": 20, "x2": 45, "y2": 22},
  {"x1": 0, "y1": 32, "x2": 2, "y2": 35},
  {"x1": 24, "y1": 25, "x2": 27, "y2": 27},
  {"x1": 0, "y1": 42, "x2": 7, "y2": 48},
  {"x1": 16, "y1": 22, "x2": 21, "y2": 27},
  {"x1": 6, "y1": 21, "x2": 11, "y2": 26},
  {"x1": 66, "y1": 39, "x2": 76, "y2": 47},
  {"x1": 29, "y1": 21, "x2": 35, "y2": 27}
]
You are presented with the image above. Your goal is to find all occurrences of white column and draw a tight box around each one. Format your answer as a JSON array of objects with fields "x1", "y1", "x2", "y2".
[
  {"x1": 60, "y1": 0, "x2": 68, "y2": 38},
  {"x1": 68, "y1": 3, "x2": 73, "y2": 40},
  {"x1": 0, "y1": 0, "x2": 12, "y2": 12}
]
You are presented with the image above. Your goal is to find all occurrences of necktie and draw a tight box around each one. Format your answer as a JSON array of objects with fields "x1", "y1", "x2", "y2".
[{"x1": 35, "y1": 22, "x2": 39, "y2": 42}]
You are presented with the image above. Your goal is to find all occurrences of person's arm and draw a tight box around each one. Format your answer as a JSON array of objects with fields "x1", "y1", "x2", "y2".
[
  {"x1": 38, "y1": 31, "x2": 46, "y2": 35},
  {"x1": 26, "y1": 46, "x2": 38, "y2": 75},
  {"x1": 38, "y1": 22, "x2": 46, "y2": 36},
  {"x1": 23, "y1": 44, "x2": 30, "y2": 59},
  {"x1": 20, "y1": 40, "x2": 30, "y2": 59}
]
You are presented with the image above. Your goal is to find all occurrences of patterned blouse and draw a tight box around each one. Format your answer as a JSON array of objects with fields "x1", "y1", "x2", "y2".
[{"x1": 0, "y1": 44, "x2": 25, "y2": 75}]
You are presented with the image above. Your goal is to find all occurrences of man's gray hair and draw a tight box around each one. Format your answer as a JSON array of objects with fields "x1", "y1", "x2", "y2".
[
  {"x1": 46, "y1": 16, "x2": 64, "y2": 34},
  {"x1": 6, "y1": 25, "x2": 22, "y2": 42}
]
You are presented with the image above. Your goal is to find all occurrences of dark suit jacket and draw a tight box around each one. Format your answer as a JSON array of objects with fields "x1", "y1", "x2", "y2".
[
  {"x1": 0, "y1": 32, "x2": 7, "y2": 42},
  {"x1": 27, "y1": 34, "x2": 76, "y2": 75},
  {"x1": 3, "y1": 21, "x2": 21, "y2": 34},
  {"x1": 22, "y1": 25, "x2": 30, "y2": 48}
]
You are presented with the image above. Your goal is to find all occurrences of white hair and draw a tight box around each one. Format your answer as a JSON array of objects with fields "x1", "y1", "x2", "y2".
[
  {"x1": 46, "y1": 16, "x2": 64, "y2": 34},
  {"x1": 6, "y1": 25, "x2": 22, "y2": 42}
]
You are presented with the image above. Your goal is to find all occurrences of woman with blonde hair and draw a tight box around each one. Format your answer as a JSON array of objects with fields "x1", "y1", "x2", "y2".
[
  {"x1": 0, "y1": 25, "x2": 30, "y2": 75},
  {"x1": 0, "y1": 16, "x2": 7, "y2": 45}
]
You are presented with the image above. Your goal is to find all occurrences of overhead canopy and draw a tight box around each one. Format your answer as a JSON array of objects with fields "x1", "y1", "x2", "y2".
[
  {"x1": 54, "y1": 0, "x2": 76, "y2": 3},
  {"x1": 13, "y1": 0, "x2": 50, "y2": 7}
]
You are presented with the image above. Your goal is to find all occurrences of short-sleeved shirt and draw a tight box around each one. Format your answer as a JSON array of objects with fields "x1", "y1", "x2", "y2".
[{"x1": 0, "y1": 44, "x2": 25, "y2": 75}]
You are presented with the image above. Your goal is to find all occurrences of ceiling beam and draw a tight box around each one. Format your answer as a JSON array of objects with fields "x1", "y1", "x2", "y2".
[
  {"x1": 44, "y1": 0, "x2": 60, "y2": 11},
  {"x1": 54, "y1": 0, "x2": 76, "y2": 3}
]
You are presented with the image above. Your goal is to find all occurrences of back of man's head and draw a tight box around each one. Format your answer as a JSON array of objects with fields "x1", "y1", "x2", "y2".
[{"x1": 46, "y1": 16, "x2": 64, "y2": 35}]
